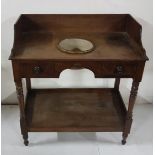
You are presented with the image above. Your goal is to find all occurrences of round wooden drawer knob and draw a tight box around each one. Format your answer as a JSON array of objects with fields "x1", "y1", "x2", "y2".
[
  {"x1": 33, "y1": 66, "x2": 41, "y2": 74},
  {"x1": 116, "y1": 66, "x2": 124, "y2": 75}
]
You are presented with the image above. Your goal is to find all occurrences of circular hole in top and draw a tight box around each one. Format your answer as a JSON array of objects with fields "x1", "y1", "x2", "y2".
[{"x1": 57, "y1": 38, "x2": 95, "y2": 54}]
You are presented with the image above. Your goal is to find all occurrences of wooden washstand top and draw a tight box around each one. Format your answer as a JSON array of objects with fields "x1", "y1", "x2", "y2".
[{"x1": 9, "y1": 14, "x2": 148, "y2": 61}]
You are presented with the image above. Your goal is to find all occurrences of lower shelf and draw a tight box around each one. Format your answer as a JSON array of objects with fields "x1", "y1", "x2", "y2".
[{"x1": 25, "y1": 88, "x2": 127, "y2": 132}]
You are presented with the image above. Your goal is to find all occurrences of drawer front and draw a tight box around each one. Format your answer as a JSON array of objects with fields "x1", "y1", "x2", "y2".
[
  {"x1": 20, "y1": 62, "x2": 53, "y2": 77},
  {"x1": 101, "y1": 62, "x2": 137, "y2": 77},
  {"x1": 19, "y1": 61, "x2": 137, "y2": 78},
  {"x1": 54, "y1": 62, "x2": 136, "y2": 78}
]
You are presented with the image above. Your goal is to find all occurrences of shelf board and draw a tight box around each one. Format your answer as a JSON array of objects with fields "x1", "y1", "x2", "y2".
[{"x1": 25, "y1": 88, "x2": 126, "y2": 132}]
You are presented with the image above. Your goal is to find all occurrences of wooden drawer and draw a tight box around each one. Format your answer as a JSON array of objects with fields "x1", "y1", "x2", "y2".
[
  {"x1": 19, "y1": 62, "x2": 54, "y2": 78},
  {"x1": 19, "y1": 61, "x2": 137, "y2": 78},
  {"x1": 101, "y1": 62, "x2": 137, "y2": 77},
  {"x1": 54, "y1": 61, "x2": 137, "y2": 78}
]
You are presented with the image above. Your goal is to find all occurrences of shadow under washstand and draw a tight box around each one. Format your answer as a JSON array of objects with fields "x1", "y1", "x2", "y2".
[{"x1": 30, "y1": 132, "x2": 121, "y2": 146}]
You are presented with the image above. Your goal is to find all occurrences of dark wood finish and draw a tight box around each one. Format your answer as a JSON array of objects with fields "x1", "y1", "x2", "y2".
[
  {"x1": 13, "y1": 61, "x2": 144, "y2": 79},
  {"x1": 114, "y1": 78, "x2": 120, "y2": 90},
  {"x1": 9, "y1": 14, "x2": 148, "y2": 145},
  {"x1": 122, "y1": 81, "x2": 139, "y2": 145},
  {"x1": 10, "y1": 32, "x2": 146, "y2": 61},
  {"x1": 25, "y1": 88, "x2": 126, "y2": 131},
  {"x1": 15, "y1": 80, "x2": 29, "y2": 146},
  {"x1": 26, "y1": 78, "x2": 31, "y2": 91}
]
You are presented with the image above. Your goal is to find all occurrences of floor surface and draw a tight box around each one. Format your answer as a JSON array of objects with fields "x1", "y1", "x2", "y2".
[{"x1": 2, "y1": 102, "x2": 153, "y2": 155}]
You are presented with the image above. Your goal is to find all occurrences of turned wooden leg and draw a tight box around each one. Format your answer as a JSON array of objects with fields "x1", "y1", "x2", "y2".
[
  {"x1": 20, "y1": 118, "x2": 29, "y2": 146},
  {"x1": 26, "y1": 78, "x2": 31, "y2": 91},
  {"x1": 122, "y1": 80, "x2": 139, "y2": 145},
  {"x1": 114, "y1": 78, "x2": 120, "y2": 90},
  {"x1": 15, "y1": 80, "x2": 29, "y2": 146}
]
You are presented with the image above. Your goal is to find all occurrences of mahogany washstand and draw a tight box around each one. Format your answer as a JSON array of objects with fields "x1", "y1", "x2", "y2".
[{"x1": 9, "y1": 14, "x2": 148, "y2": 145}]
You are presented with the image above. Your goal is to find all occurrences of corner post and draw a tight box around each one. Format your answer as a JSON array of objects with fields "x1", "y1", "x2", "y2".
[
  {"x1": 114, "y1": 78, "x2": 120, "y2": 90},
  {"x1": 26, "y1": 78, "x2": 31, "y2": 91},
  {"x1": 122, "y1": 80, "x2": 139, "y2": 145},
  {"x1": 15, "y1": 79, "x2": 29, "y2": 146}
]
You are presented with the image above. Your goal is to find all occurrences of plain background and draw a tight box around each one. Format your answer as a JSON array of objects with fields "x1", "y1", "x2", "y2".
[
  {"x1": 1, "y1": 0, "x2": 153, "y2": 104},
  {"x1": 1, "y1": 1, "x2": 153, "y2": 155}
]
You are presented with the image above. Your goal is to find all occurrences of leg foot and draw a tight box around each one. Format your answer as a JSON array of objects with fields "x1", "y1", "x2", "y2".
[
  {"x1": 122, "y1": 132, "x2": 128, "y2": 145},
  {"x1": 23, "y1": 134, "x2": 29, "y2": 146},
  {"x1": 121, "y1": 139, "x2": 126, "y2": 145},
  {"x1": 24, "y1": 139, "x2": 29, "y2": 146}
]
